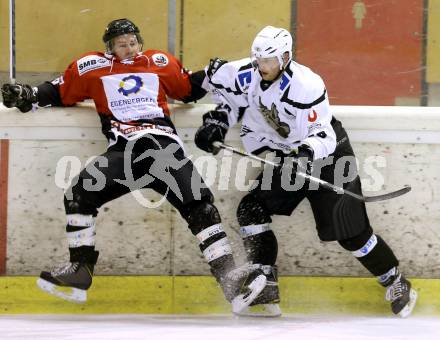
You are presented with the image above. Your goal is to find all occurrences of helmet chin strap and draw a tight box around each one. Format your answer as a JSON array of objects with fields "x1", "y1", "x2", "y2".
[
  {"x1": 263, "y1": 59, "x2": 291, "y2": 82},
  {"x1": 279, "y1": 56, "x2": 291, "y2": 70}
]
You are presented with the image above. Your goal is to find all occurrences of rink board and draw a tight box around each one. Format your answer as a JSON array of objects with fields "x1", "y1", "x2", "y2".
[{"x1": 0, "y1": 276, "x2": 439, "y2": 315}]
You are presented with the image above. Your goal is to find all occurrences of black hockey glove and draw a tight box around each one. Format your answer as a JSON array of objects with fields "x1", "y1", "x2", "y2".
[
  {"x1": 1, "y1": 83, "x2": 37, "y2": 113},
  {"x1": 195, "y1": 110, "x2": 229, "y2": 154},
  {"x1": 287, "y1": 144, "x2": 314, "y2": 175},
  {"x1": 206, "y1": 57, "x2": 228, "y2": 80}
]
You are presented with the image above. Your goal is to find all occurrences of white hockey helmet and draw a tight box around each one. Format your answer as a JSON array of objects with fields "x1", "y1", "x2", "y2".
[{"x1": 251, "y1": 26, "x2": 293, "y2": 69}]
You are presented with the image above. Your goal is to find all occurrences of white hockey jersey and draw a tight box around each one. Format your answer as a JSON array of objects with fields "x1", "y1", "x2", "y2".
[{"x1": 205, "y1": 58, "x2": 336, "y2": 159}]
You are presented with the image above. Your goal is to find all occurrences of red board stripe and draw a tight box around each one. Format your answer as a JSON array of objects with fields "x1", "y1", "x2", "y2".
[{"x1": 0, "y1": 139, "x2": 9, "y2": 275}]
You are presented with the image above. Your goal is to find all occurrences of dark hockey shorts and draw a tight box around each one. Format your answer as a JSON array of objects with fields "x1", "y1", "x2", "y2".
[
  {"x1": 250, "y1": 117, "x2": 371, "y2": 241},
  {"x1": 65, "y1": 134, "x2": 213, "y2": 218}
]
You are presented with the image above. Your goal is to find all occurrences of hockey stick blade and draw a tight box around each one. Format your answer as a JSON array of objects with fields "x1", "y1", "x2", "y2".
[
  {"x1": 213, "y1": 142, "x2": 411, "y2": 203},
  {"x1": 362, "y1": 185, "x2": 411, "y2": 203}
]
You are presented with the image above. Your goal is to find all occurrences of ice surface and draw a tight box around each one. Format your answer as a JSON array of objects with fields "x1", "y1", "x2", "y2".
[{"x1": 0, "y1": 314, "x2": 439, "y2": 340}]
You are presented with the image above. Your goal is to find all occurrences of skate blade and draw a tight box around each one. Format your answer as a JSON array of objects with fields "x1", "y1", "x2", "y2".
[
  {"x1": 398, "y1": 289, "x2": 418, "y2": 318},
  {"x1": 231, "y1": 274, "x2": 267, "y2": 314},
  {"x1": 36, "y1": 278, "x2": 87, "y2": 303},
  {"x1": 234, "y1": 303, "x2": 282, "y2": 317}
]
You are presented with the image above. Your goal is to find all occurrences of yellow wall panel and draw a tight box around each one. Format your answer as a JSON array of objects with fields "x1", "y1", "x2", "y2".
[
  {"x1": 427, "y1": 0, "x2": 440, "y2": 82},
  {"x1": 1, "y1": 276, "x2": 440, "y2": 315},
  {"x1": 182, "y1": 0, "x2": 291, "y2": 70},
  {"x1": 1, "y1": 0, "x2": 169, "y2": 73},
  {"x1": 0, "y1": 0, "x2": 10, "y2": 72}
]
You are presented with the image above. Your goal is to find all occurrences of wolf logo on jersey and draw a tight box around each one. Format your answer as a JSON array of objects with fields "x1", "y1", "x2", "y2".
[{"x1": 258, "y1": 97, "x2": 290, "y2": 138}]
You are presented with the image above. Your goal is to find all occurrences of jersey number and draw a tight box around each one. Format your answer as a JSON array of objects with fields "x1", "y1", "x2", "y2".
[{"x1": 238, "y1": 71, "x2": 252, "y2": 88}]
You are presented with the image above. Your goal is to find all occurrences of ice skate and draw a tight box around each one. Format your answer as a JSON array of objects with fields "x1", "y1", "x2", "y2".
[
  {"x1": 224, "y1": 263, "x2": 267, "y2": 314},
  {"x1": 381, "y1": 270, "x2": 417, "y2": 318},
  {"x1": 37, "y1": 250, "x2": 99, "y2": 303},
  {"x1": 237, "y1": 303, "x2": 281, "y2": 317},
  {"x1": 235, "y1": 265, "x2": 281, "y2": 317},
  {"x1": 231, "y1": 274, "x2": 267, "y2": 314}
]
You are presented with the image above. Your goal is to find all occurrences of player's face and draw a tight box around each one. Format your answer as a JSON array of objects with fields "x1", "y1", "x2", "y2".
[
  {"x1": 256, "y1": 57, "x2": 281, "y2": 81},
  {"x1": 112, "y1": 34, "x2": 140, "y2": 60}
]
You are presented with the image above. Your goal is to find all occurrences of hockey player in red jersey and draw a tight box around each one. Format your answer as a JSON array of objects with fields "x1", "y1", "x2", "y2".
[
  {"x1": 195, "y1": 26, "x2": 417, "y2": 318},
  {"x1": 1, "y1": 18, "x2": 266, "y2": 311}
]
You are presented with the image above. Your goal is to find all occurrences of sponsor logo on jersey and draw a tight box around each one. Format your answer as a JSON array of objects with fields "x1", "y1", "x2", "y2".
[
  {"x1": 110, "y1": 97, "x2": 156, "y2": 108},
  {"x1": 307, "y1": 122, "x2": 322, "y2": 134},
  {"x1": 117, "y1": 75, "x2": 143, "y2": 96},
  {"x1": 77, "y1": 55, "x2": 111, "y2": 75},
  {"x1": 152, "y1": 53, "x2": 169, "y2": 67},
  {"x1": 110, "y1": 121, "x2": 174, "y2": 136},
  {"x1": 101, "y1": 73, "x2": 163, "y2": 122},
  {"x1": 257, "y1": 136, "x2": 291, "y2": 152},
  {"x1": 308, "y1": 109, "x2": 318, "y2": 122}
]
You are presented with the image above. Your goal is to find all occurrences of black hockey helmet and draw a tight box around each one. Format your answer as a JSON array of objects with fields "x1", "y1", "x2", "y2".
[{"x1": 102, "y1": 18, "x2": 143, "y2": 50}]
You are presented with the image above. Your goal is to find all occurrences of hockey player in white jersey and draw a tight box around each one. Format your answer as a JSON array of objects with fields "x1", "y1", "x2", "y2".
[{"x1": 194, "y1": 26, "x2": 417, "y2": 317}]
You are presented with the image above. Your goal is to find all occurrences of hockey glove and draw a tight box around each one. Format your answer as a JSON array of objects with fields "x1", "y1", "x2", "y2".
[
  {"x1": 195, "y1": 110, "x2": 229, "y2": 154},
  {"x1": 288, "y1": 144, "x2": 314, "y2": 175},
  {"x1": 1, "y1": 83, "x2": 37, "y2": 113},
  {"x1": 206, "y1": 57, "x2": 228, "y2": 80}
]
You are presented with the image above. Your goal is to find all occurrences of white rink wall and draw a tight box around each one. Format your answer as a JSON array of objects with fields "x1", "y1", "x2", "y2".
[{"x1": 0, "y1": 103, "x2": 439, "y2": 277}]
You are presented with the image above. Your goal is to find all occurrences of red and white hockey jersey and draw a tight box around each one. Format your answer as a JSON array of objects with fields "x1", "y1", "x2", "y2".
[{"x1": 48, "y1": 50, "x2": 193, "y2": 146}]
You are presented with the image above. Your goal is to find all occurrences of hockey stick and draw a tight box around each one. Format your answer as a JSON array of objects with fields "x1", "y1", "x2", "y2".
[
  {"x1": 212, "y1": 142, "x2": 411, "y2": 203},
  {"x1": 9, "y1": 0, "x2": 16, "y2": 84}
]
